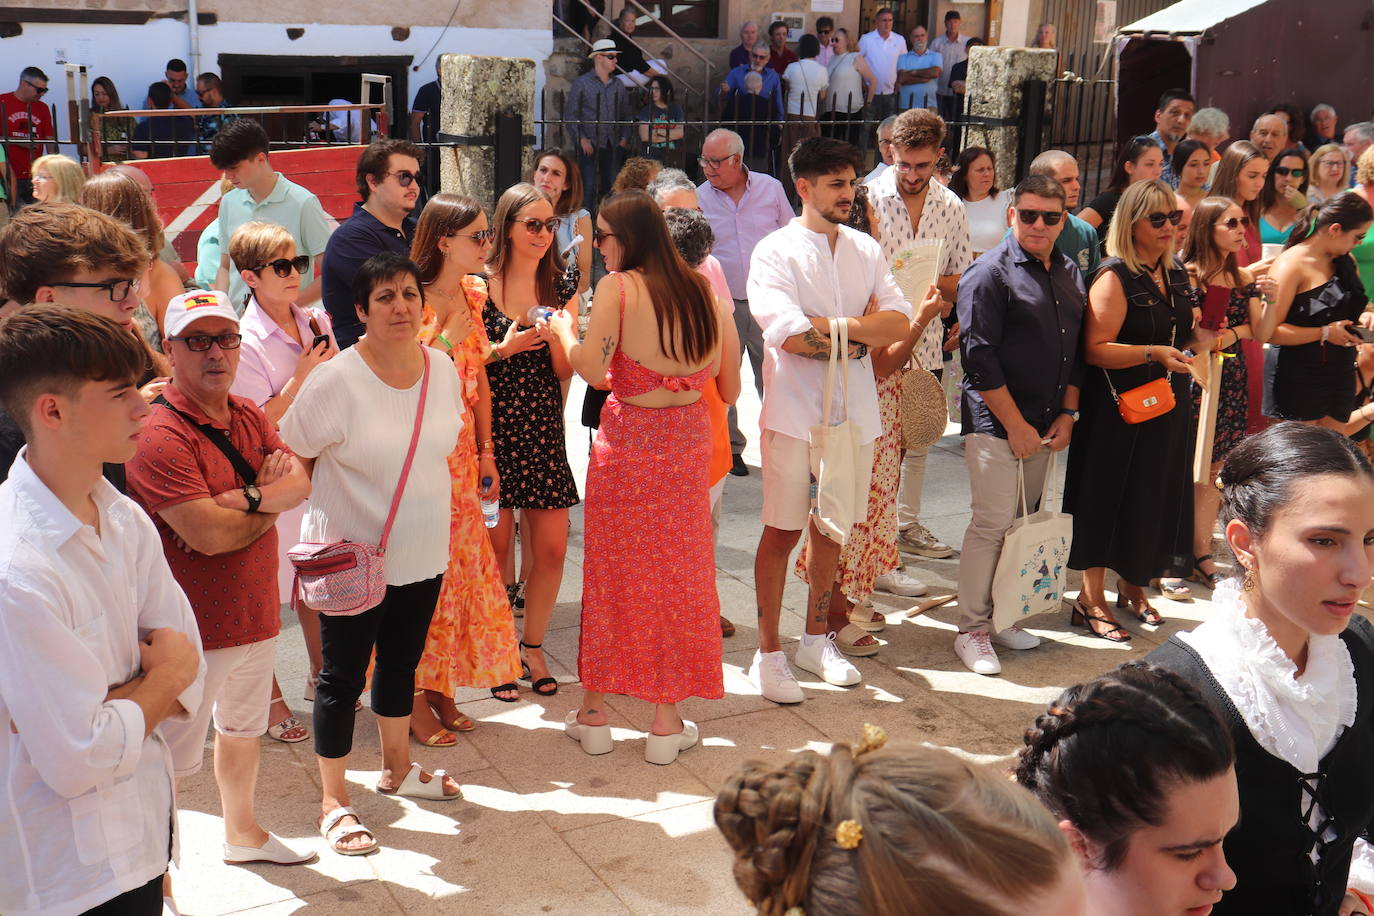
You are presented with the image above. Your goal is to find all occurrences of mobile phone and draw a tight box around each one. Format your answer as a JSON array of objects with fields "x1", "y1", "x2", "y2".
[
  {"x1": 311, "y1": 333, "x2": 330, "y2": 350},
  {"x1": 1350, "y1": 326, "x2": 1374, "y2": 344}
]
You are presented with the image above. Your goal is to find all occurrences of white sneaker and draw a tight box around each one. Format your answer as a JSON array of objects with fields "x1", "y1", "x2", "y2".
[
  {"x1": 873, "y1": 569, "x2": 929, "y2": 597},
  {"x1": 748, "y1": 649, "x2": 804, "y2": 704},
  {"x1": 896, "y1": 523, "x2": 955, "y2": 559},
  {"x1": 953, "y1": 631, "x2": 1001, "y2": 675},
  {"x1": 793, "y1": 634, "x2": 861, "y2": 687},
  {"x1": 993, "y1": 625, "x2": 1041, "y2": 651}
]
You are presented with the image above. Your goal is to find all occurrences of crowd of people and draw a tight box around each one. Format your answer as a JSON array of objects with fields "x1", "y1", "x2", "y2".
[{"x1": 3, "y1": 40, "x2": 1374, "y2": 916}]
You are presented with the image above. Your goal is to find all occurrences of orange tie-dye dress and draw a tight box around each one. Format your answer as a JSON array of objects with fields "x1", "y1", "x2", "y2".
[{"x1": 415, "y1": 274, "x2": 522, "y2": 692}]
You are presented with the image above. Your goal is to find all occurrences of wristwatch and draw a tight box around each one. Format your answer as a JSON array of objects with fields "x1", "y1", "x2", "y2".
[
  {"x1": 243, "y1": 485, "x2": 262, "y2": 513},
  {"x1": 1059, "y1": 408, "x2": 1080, "y2": 422}
]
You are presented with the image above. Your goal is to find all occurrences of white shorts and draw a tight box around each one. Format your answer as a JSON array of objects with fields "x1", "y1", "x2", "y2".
[
  {"x1": 162, "y1": 638, "x2": 278, "y2": 777},
  {"x1": 760, "y1": 430, "x2": 813, "y2": 532}
]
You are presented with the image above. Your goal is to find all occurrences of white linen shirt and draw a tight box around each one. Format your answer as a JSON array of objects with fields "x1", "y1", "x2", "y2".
[
  {"x1": 0, "y1": 454, "x2": 206, "y2": 916},
  {"x1": 869, "y1": 167, "x2": 973, "y2": 370},
  {"x1": 857, "y1": 30, "x2": 908, "y2": 95},
  {"x1": 748, "y1": 219, "x2": 910, "y2": 444},
  {"x1": 280, "y1": 345, "x2": 463, "y2": 586}
]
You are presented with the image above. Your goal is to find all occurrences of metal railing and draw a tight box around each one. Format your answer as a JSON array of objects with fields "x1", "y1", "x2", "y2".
[
  {"x1": 552, "y1": 0, "x2": 713, "y2": 106},
  {"x1": 1049, "y1": 69, "x2": 1117, "y2": 201}
]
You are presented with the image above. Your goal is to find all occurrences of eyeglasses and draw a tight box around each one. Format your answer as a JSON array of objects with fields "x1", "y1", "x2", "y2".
[
  {"x1": 252, "y1": 255, "x2": 311, "y2": 277},
  {"x1": 386, "y1": 170, "x2": 420, "y2": 187},
  {"x1": 1220, "y1": 216, "x2": 1252, "y2": 230},
  {"x1": 23, "y1": 79, "x2": 48, "y2": 96},
  {"x1": 751, "y1": 54, "x2": 770, "y2": 61},
  {"x1": 1015, "y1": 208, "x2": 1065, "y2": 226},
  {"x1": 593, "y1": 227, "x2": 616, "y2": 244},
  {"x1": 459, "y1": 227, "x2": 497, "y2": 244},
  {"x1": 519, "y1": 217, "x2": 562, "y2": 235},
  {"x1": 167, "y1": 333, "x2": 243, "y2": 352},
  {"x1": 877, "y1": 137, "x2": 894, "y2": 148},
  {"x1": 1273, "y1": 166, "x2": 1306, "y2": 178},
  {"x1": 49, "y1": 278, "x2": 141, "y2": 301},
  {"x1": 1144, "y1": 210, "x2": 1184, "y2": 229},
  {"x1": 698, "y1": 153, "x2": 739, "y2": 169},
  {"x1": 893, "y1": 159, "x2": 935, "y2": 173}
]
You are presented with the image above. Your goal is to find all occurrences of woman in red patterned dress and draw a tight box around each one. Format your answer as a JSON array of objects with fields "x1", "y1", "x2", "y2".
[{"x1": 548, "y1": 190, "x2": 724, "y2": 765}]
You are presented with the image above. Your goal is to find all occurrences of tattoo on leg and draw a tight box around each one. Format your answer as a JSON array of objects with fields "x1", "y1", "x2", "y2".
[{"x1": 811, "y1": 588, "x2": 833, "y2": 625}]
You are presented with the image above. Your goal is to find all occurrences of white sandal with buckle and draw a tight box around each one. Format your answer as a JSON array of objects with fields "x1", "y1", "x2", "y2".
[
  {"x1": 320, "y1": 806, "x2": 377, "y2": 856},
  {"x1": 376, "y1": 761, "x2": 461, "y2": 801}
]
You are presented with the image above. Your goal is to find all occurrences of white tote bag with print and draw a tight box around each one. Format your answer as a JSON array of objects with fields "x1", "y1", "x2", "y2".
[
  {"x1": 809, "y1": 318, "x2": 869, "y2": 544},
  {"x1": 991, "y1": 452, "x2": 1073, "y2": 631}
]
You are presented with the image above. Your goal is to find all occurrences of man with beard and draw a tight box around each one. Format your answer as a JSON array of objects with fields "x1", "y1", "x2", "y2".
[
  {"x1": 868, "y1": 107, "x2": 971, "y2": 566},
  {"x1": 746, "y1": 137, "x2": 910, "y2": 703}
]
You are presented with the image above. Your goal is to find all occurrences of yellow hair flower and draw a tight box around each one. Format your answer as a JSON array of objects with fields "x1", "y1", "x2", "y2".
[{"x1": 835, "y1": 819, "x2": 863, "y2": 850}]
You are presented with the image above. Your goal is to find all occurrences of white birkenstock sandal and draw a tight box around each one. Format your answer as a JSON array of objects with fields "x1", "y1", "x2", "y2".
[
  {"x1": 319, "y1": 806, "x2": 377, "y2": 856},
  {"x1": 377, "y1": 761, "x2": 461, "y2": 801}
]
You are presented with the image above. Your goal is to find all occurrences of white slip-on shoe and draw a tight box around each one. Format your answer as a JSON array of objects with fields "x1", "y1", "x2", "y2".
[
  {"x1": 953, "y1": 631, "x2": 1002, "y2": 675},
  {"x1": 644, "y1": 721, "x2": 699, "y2": 765},
  {"x1": 993, "y1": 625, "x2": 1041, "y2": 651},
  {"x1": 873, "y1": 569, "x2": 930, "y2": 597},
  {"x1": 223, "y1": 833, "x2": 318, "y2": 866},
  {"x1": 565, "y1": 709, "x2": 614, "y2": 755},
  {"x1": 748, "y1": 649, "x2": 805, "y2": 704},
  {"x1": 793, "y1": 634, "x2": 861, "y2": 686}
]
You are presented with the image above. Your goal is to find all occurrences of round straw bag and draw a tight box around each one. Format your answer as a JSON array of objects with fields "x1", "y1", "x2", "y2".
[{"x1": 900, "y1": 366, "x2": 948, "y2": 450}]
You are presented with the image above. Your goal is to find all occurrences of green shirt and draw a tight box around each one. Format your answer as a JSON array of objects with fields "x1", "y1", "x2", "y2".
[{"x1": 216, "y1": 172, "x2": 333, "y2": 309}]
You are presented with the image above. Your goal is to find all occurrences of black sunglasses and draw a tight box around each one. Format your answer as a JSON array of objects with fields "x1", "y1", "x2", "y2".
[
  {"x1": 23, "y1": 79, "x2": 49, "y2": 96},
  {"x1": 518, "y1": 217, "x2": 562, "y2": 235},
  {"x1": 1015, "y1": 208, "x2": 1065, "y2": 226},
  {"x1": 50, "y1": 278, "x2": 140, "y2": 301},
  {"x1": 252, "y1": 255, "x2": 310, "y2": 278},
  {"x1": 1145, "y1": 210, "x2": 1184, "y2": 229},
  {"x1": 386, "y1": 170, "x2": 420, "y2": 187},
  {"x1": 1273, "y1": 166, "x2": 1306, "y2": 178},
  {"x1": 460, "y1": 227, "x2": 497, "y2": 244},
  {"x1": 1220, "y1": 216, "x2": 1252, "y2": 230},
  {"x1": 593, "y1": 227, "x2": 616, "y2": 244},
  {"x1": 168, "y1": 333, "x2": 243, "y2": 352}
]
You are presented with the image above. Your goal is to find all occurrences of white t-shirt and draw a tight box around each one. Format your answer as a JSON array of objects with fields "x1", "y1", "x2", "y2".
[
  {"x1": 963, "y1": 189, "x2": 1012, "y2": 255},
  {"x1": 280, "y1": 345, "x2": 463, "y2": 586},
  {"x1": 782, "y1": 59, "x2": 829, "y2": 117},
  {"x1": 747, "y1": 220, "x2": 911, "y2": 444}
]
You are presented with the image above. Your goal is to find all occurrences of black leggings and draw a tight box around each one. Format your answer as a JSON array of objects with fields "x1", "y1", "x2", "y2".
[
  {"x1": 313, "y1": 576, "x2": 443, "y2": 759},
  {"x1": 81, "y1": 874, "x2": 164, "y2": 915}
]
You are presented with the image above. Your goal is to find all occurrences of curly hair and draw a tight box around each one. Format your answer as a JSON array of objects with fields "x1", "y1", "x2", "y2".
[
  {"x1": 612, "y1": 156, "x2": 662, "y2": 194},
  {"x1": 716, "y1": 739, "x2": 1070, "y2": 915},
  {"x1": 1016, "y1": 662, "x2": 1234, "y2": 870},
  {"x1": 890, "y1": 107, "x2": 945, "y2": 153}
]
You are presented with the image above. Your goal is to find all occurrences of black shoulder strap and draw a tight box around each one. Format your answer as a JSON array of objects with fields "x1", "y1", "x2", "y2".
[{"x1": 153, "y1": 395, "x2": 257, "y2": 486}]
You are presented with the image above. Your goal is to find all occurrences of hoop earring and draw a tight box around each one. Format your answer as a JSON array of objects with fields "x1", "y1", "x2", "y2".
[{"x1": 1243, "y1": 568, "x2": 1256, "y2": 592}]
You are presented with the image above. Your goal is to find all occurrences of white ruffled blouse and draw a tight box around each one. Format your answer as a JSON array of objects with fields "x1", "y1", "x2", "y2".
[{"x1": 1179, "y1": 578, "x2": 1359, "y2": 872}]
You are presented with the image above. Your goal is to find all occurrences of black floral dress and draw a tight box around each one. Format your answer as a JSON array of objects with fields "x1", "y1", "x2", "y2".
[
  {"x1": 1189, "y1": 282, "x2": 1258, "y2": 462},
  {"x1": 483, "y1": 295, "x2": 579, "y2": 510}
]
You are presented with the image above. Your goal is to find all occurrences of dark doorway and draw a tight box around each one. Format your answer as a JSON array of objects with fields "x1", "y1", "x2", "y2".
[{"x1": 218, "y1": 54, "x2": 411, "y2": 144}]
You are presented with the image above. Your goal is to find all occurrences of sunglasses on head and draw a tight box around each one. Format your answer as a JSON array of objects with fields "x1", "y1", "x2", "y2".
[
  {"x1": 1145, "y1": 210, "x2": 1184, "y2": 229},
  {"x1": 253, "y1": 255, "x2": 310, "y2": 278},
  {"x1": 386, "y1": 170, "x2": 419, "y2": 187},
  {"x1": 519, "y1": 217, "x2": 562, "y2": 235},
  {"x1": 1015, "y1": 208, "x2": 1064, "y2": 226},
  {"x1": 1220, "y1": 216, "x2": 1252, "y2": 230},
  {"x1": 1273, "y1": 166, "x2": 1306, "y2": 178}
]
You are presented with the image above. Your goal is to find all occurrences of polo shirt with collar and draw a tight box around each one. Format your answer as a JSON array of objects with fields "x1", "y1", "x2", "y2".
[
  {"x1": 747, "y1": 219, "x2": 911, "y2": 444},
  {"x1": 698, "y1": 169, "x2": 794, "y2": 297},
  {"x1": 858, "y1": 30, "x2": 907, "y2": 96},
  {"x1": 232, "y1": 297, "x2": 336, "y2": 408},
  {"x1": 126, "y1": 383, "x2": 286, "y2": 650},
  {"x1": 0, "y1": 451, "x2": 205, "y2": 916},
  {"x1": 216, "y1": 172, "x2": 333, "y2": 311},
  {"x1": 896, "y1": 49, "x2": 942, "y2": 109},
  {"x1": 321, "y1": 202, "x2": 417, "y2": 348}
]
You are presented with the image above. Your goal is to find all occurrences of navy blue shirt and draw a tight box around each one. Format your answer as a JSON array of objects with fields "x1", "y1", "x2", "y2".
[
  {"x1": 321, "y1": 202, "x2": 417, "y2": 348},
  {"x1": 958, "y1": 235, "x2": 1086, "y2": 438},
  {"x1": 131, "y1": 114, "x2": 195, "y2": 158}
]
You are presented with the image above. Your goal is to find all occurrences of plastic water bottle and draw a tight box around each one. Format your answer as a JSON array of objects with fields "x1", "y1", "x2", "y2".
[
  {"x1": 480, "y1": 476, "x2": 499, "y2": 529},
  {"x1": 526, "y1": 306, "x2": 553, "y2": 326}
]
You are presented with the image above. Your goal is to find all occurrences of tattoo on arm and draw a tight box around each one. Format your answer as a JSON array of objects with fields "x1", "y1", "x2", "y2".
[
  {"x1": 600, "y1": 335, "x2": 615, "y2": 361},
  {"x1": 796, "y1": 327, "x2": 868, "y2": 360}
]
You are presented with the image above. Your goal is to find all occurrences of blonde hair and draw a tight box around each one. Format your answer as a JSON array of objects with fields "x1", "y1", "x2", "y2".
[
  {"x1": 228, "y1": 220, "x2": 294, "y2": 273},
  {"x1": 32, "y1": 154, "x2": 87, "y2": 203},
  {"x1": 1310, "y1": 143, "x2": 1350, "y2": 190},
  {"x1": 1106, "y1": 179, "x2": 1179, "y2": 273},
  {"x1": 1358, "y1": 145, "x2": 1374, "y2": 188},
  {"x1": 715, "y1": 740, "x2": 1070, "y2": 916}
]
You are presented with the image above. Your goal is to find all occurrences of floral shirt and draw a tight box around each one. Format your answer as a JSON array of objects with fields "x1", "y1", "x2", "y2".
[{"x1": 418, "y1": 273, "x2": 493, "y2": 412}]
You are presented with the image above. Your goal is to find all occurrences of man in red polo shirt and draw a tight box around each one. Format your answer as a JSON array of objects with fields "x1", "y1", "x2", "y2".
[
  {"x1": 126, "y1": 290, "x2": 315, "y2": 879},
  {"x1": 0, "y1": 67, "x2": 55, "y2": 206}
]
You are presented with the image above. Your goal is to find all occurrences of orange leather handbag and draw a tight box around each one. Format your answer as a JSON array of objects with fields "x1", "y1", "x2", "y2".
[{"x1": 1110, "y1": 375, "x2": 1175, "y2": 424}]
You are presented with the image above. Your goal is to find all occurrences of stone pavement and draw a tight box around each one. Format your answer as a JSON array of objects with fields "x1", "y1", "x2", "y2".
[{"x1": 172, "y1": 372, "x2": 1224, "y2": 916}]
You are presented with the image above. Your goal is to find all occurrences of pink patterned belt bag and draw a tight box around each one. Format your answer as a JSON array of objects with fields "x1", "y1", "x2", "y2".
[{"x1": 288, "y1": 346, "x2": 431, "y2": 617}]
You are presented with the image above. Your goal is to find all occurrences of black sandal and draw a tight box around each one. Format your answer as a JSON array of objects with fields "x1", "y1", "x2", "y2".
[
  {"x1": 1115, "y1": 590, "x2": 1164, "y2": 626},
  {"x1": 519, "y1": 641, "x2": 559, "y2": 696},
  {"x1": 489, "y1": 681, "x2": 519, "y2": 703},
  {"x1": 1070, "y1": 601, "x2": 1132, "y2": 642},
  {"x1": 1188, "y1": 554, "x2": 1225, "y2": 589}
]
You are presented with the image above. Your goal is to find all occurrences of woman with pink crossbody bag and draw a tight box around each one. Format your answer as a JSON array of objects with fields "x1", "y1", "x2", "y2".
[{"x1": 280, "y1": 253, "x2": 465, "y2": 856}]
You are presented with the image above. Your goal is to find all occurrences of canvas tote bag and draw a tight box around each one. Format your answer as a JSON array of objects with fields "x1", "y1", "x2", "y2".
[
  {"x1": 809, "y1": 318, "x2": 869, "y2": 544},
  {"x1": 991, "y1": 451, "x2": 1073, "y2": 631}
]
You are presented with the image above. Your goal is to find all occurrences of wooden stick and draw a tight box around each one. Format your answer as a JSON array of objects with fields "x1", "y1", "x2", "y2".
[{"x1": 904, "y1": 592, "x2": 957, "y2": 618}]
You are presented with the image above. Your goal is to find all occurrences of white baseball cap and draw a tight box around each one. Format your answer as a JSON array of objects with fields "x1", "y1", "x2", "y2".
[{"x1": 164, "y1": 289, "x2": 239, "y2": 339}]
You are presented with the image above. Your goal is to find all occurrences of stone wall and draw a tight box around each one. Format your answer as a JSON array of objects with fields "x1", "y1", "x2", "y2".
[
  {"x1": 964, "y1": 45, "x2": 1057, "y2": 187},
  {"x1": 439, "y1": 54, "x2": 537, "y2": 209}
]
